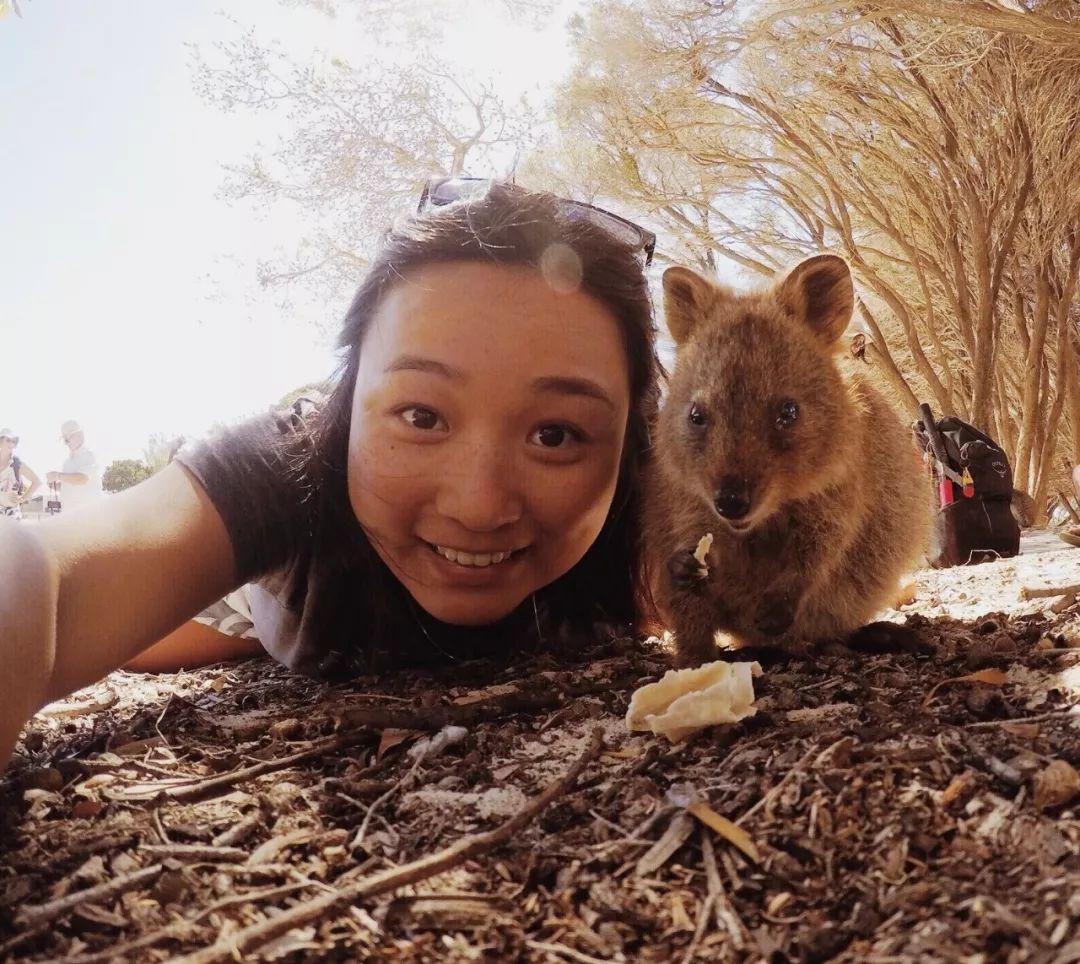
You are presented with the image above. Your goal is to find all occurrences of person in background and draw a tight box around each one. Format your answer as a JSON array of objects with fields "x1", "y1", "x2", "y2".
[
  {"x1": 0, "y1": 429, "x2": 41, "y2": 518},
  {"x1": 46, "y1": 420, "x2": 102, "y2": 514}
]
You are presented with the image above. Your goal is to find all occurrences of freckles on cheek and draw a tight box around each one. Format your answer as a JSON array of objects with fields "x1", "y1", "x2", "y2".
[
  {"x1": 348, "y1": 418, "x2": 401, "y2": 511},
  {"x1": 538, "y1": 458, "x2": 622, "y2": 551}
]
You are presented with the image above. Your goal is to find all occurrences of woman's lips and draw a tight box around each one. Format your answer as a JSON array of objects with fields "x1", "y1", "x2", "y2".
[
  {"x1": 434, "y1": 545, "x2": 508, "y2": 567},
  {"x1": 423, "y1": 541, "x2": 530, "y2": 584}
]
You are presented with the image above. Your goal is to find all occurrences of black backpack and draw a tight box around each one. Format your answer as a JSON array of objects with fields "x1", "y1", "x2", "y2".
[
  {"x1": 10, "y1": 456, "x2": 21, "y2": 494},
  {"x1": 913, "y1": 403, "x2": 1020, "y2": 567}
]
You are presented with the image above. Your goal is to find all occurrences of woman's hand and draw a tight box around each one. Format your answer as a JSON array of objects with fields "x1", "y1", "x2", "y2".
[{"x1": 0, "y1": 520, "x2": 58, "y2": 770}]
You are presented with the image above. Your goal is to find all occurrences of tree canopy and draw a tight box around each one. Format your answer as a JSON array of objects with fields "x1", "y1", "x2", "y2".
[{"x1": 527, "y1": 0, "x2": 1080, "y2": 515}]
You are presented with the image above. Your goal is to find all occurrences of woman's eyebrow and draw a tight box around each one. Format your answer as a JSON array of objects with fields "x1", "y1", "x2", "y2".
[
  {"x1": 531, "y1": 375, "x2": 615, "y2": 409},
  {"x1": 384, "y1": 355, "x2": 463, "y2": 379}
]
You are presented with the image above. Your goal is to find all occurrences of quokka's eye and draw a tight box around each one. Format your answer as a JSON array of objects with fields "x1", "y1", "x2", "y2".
[
  {"x1": 688, "y1": 403, "x2": 708, "y2": 427},
  {"x1": 776, "y1": 398, "x2": 800, "y2": 429}
]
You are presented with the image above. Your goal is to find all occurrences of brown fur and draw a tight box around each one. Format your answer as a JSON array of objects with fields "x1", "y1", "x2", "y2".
[{"x1": 645, "y1": 256, "x2": 931, "y2": 666}]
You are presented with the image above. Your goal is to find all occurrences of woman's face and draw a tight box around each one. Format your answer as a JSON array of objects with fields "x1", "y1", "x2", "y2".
[{"x1": 348, "y1": 260, "x2": 631, "y2": 626}]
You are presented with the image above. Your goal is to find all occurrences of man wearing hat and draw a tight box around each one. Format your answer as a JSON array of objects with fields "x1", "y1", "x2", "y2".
[
  {"x1": 0, "y1": 429, "x2": 41, "y2": 518},
  {"x1": 46, "y1": 420, "x2": 102, "y2": 514}
]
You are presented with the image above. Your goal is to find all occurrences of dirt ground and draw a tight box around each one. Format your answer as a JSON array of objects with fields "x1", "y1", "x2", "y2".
[{"x1": 2, "y1": 532, "x2": 1079, "y2": 963}]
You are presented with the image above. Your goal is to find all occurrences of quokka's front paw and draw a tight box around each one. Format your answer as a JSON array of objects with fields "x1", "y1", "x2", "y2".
[
  {"x1": 754, "y1": 590, "x2": 797, "y2": 638},
  {"x1": 667, "y1": 548, "x2": 709, "y2": 593},
  {"x1": 673, "y1": 635, "x2": 718, "y2": 668}
]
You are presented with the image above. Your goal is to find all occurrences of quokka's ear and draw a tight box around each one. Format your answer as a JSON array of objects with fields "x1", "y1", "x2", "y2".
[
  {"x1": 663, "y1": 266, "x2": 726, "y2": 345},
  {"x1": 775, "y1": 255, "x2": 854, "y2": 345}
]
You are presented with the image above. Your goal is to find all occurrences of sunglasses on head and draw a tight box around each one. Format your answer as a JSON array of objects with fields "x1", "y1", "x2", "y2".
[{"x1": 418, "y1": 176, "x2": 656, "y2": 267}]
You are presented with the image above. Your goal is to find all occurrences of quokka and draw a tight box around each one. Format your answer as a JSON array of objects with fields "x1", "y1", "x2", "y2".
[{"x1": 645, "y1": 255, "x2": 931, "y2": 666}]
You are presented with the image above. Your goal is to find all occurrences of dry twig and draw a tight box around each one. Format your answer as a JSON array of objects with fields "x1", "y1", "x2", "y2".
[
  {"x1": 700, "y1": 826, "x2": 748, "y2": 949},
  {"x1": 679, "y1": 894, "x2": 717, "y2": 964},
  {"x1": 140, "y1": 844, "x2": 248, "y2": 863},
  {"x1": 352, "y1": 751, "x2": 426, "y2": 851},
  {"x1": 524, "y1": 940, "x2": 615, "y2": 964},
  {"x1": 15, "y1": 864, "x2": 164, "y2": 930},
  {"x1": 211, "y1": 808, "x2": 264, "y2": 847},
  {"x1": 966, "y1": 708, "x2": 1080, "y2": 729},
  {"x1": 116, "y1": 733, "x2": 359, "y2": 803},
  {"x1": 1019, "y1": 582, "x2": 1080, "y2": 600}
]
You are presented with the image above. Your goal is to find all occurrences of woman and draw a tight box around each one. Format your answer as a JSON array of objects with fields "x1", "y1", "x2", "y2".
[
  {"x1": 0, "y1": 181, "x2": 661, "y2": 768},
  {"x1": 0, "y1": 429, "x2": 41, "y2": 519}
]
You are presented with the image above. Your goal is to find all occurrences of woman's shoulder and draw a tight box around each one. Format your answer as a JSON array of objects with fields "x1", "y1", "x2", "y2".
[{"x1": 174, "y1": 391, "x2": 330, "y2": 584}]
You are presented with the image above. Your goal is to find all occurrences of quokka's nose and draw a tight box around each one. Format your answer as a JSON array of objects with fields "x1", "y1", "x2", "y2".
[{"x1": 714, "y1": 477, "x2": 751, "y2": 520}]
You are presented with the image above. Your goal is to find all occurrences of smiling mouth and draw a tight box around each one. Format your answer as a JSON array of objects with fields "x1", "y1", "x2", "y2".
[{"x1": 426, "y1": 542, "x2": 530, "y2": 568}]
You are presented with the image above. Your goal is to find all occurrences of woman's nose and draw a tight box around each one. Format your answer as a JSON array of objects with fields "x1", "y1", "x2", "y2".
[{"x1": 435, "y1": 442, "x2": 523, "y2": 531}]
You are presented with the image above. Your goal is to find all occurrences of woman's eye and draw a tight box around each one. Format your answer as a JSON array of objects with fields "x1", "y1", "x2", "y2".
[
  {"x1": 688, "y1": 403, "x2": 707, "y2": 427},
  {"x1": 399, "y1": 406, "x2": 445, "y2": 431},
  {"x1": 531, "y1": 424, "x2": 581, "y2": 449},
  {"x1": 776, "y1": 398, "x2": 800, "y2": 429}
]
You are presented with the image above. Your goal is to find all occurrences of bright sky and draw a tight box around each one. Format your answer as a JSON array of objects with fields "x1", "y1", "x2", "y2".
[{"x1": 0, "y1": 0, "x2": 578, "y2": 476}]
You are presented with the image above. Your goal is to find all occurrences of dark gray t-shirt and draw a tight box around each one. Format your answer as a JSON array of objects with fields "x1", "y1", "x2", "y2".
[{"x1": 176, "y1": 404, "x2": 337, "y2": 675}]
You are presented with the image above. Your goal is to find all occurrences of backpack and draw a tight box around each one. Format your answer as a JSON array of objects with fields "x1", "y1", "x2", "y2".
[
  {"x1": 10, "y1": 456, "x2": 21, "y2": 494},
  {"x1": 913, "y1": 403, "x2": 1020, "y2": 567}
]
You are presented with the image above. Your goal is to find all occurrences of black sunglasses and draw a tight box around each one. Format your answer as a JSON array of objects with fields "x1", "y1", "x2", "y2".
[{"x1": 418, "y1": 176, "x2": 656, "y2": 267}]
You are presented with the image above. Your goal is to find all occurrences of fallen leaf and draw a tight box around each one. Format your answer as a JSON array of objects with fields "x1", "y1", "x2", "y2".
[
  {"x1": 767, "y1": 892, "x2": 793, "y2": 915},
  {"x1": 151, "y1": 870, "x2": 188, "y2": 905},
  {"x1": 73, "y1": 854, "x2": 109, "y2": 883},
  {"x1": 376, "y1": 728, "x2": 423, "y2": 764},
  {"x1": 940, "y1": 772, "x2": 976, "y2": 808},
  {"x1": 1001, "y1": 722, "x2": 1040, "y2": 739},
  {"x1": 268, "y1": 719, "x2": 302, "y2": 742},
  {"x1": 922, "y1": 668, "x2": 1008, "y2": 707},
  {"x1": 71, "y1": 799, "x2": 105, "y2": 819},
  {"x1": 687, "y1": 800, "x2": 760, "y2": 863},
  {"x1": 1033, "y1": 760, "x2": 1080, "y2": 810}
]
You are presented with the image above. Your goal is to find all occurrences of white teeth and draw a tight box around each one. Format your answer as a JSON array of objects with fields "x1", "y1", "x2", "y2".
[{"x1": 435, "y1": 546, "x2": 512, "y2": 567}]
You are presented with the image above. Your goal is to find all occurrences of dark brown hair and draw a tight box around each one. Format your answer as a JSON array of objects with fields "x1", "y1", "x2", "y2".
[{"x1": 292, "y1": 183, "x2": 660, "y2": 677}]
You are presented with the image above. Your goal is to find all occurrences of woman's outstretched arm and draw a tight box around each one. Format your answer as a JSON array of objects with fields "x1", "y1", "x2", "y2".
[
  {"x1": 0, "y1": 521, "x2": 57, "y2": 772},
  {"x1": 0, "y1": 462, "x2": 239, "y2": 769}
]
